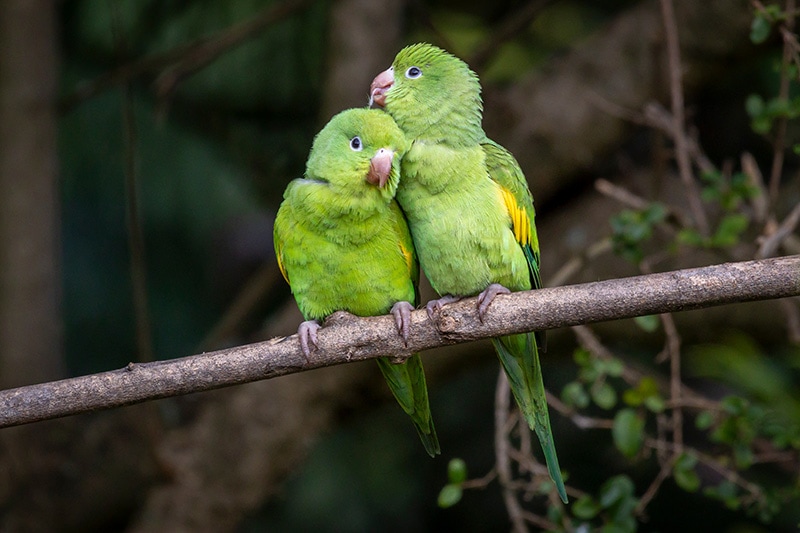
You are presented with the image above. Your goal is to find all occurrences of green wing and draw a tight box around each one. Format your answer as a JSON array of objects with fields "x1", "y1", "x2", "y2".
[
  {"x1": 390, "y1": 199, "x2": 420, "y2": 306},
  {"x1": 482, "y1": 138, "x2": 566, "y2": 502},
  {"x1": 481, "y1": 139, "x2": 545, "y2": 349},
  {"x1": 378, "y1": 200, "x2": 440, "y2": 457}
]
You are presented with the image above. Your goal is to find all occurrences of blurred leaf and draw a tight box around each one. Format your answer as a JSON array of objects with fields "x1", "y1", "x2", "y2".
[
  {"x1": 673, "y1": 453, "x2": 701, "y2": 493},
  {"x1": 592, "y1": 382, "x2": 618, "y2": 410},
  {"x1": 744, "y1": 91, "x2": 764, "y2": 116},
  {"x1": 633, "y1": 315, "x2": 659, "y2": 333},
  {"x1": 437, "y1": 484, "x2": 463, "y2": 508},
  {"x1": 612, "y1": 409, "x2": 644, "y2": 458},
  {"x1": 695, "y1": 410, "x2": 715, "y2": 430},
  {"x1": 572, "y1": 495, "x2": 600, "y2": 520},
  {"x1": 562, "y1": 381, "x2": 591, "y2": 409},
  {"x1": 643, "y1": 395, "x2": 666, "y2": 413},
  {"x1": 688, "y1": 334, "x2": 800, "y2": 420},
  {"x1": 711, "y1": 214, "x2": 749, "y2": 247},
  {"x1": 447, "y1": 458, "x2": 468, "y2": 484},
  {"x1": 750, "y1": 14, "x2": 772, "y2": 44}
]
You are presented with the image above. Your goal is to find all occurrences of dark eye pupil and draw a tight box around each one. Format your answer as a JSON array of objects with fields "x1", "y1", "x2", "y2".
[
  {"x1": 408, "y1": 67, "x2": 421, "y2": 77},
  {"x1": 350, "y1": 137, "x2": 361, "y2": 150}
]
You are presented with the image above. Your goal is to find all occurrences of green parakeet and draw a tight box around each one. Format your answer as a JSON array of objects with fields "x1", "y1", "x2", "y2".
[
  {"x1": 370, "y1": 43, "x2": 566, "y2": 500},
  {"x1": 273, "y1": 108, "x2": 440, "y2": 457}
]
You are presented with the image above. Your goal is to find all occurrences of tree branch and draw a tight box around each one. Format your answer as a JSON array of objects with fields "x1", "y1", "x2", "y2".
[{"x1": 1, "y1": 256, "x2": 799, "y2": 428}]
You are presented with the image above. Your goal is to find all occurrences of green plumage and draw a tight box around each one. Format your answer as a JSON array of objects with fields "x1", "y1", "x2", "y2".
[
  {"x1": 374, "y1": 43, "x2": 566, "y2": 500},
  {"x1": 274, "y1": 108, "x2": 439, "y2": 457}
]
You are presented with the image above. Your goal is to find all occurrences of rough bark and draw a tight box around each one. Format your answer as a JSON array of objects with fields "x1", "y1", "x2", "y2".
[{"x1": 2, "y1": 256, "x2": 798, "y2": 428}]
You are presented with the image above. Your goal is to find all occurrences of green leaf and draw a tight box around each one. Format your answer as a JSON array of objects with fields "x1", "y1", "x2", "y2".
[
  {"x1": 752, "y1": 115, "x2": 773, "y2": 134},
  {"x1": 592, "y1": 382, "x2": 618, "y2": 410},
  {"x1": 437, "y1": 484, "x2": 463, "y2": 508},
  {"x1": 573, "y1": 347, "x2": 592, "y2": 366},
  {"x1": 674, "y1": 467, "x2": 701, "y2": 492},
  {"x1": 750, "y1": 15, "x2": 772, "y2": 44},
  {"x1": 562, "y1": 381, "x2": 591, "y2": 409},
  {"x1": 673, "y1": 453, "x2": 701, "y2": 492},
  {"x1": 633, "y1": 315, "x2": 660, "y2": 333},
  {"x1": 447, "y1": 458, "x2": 467, "y2": 484},
  {"x1": 598, "y1": 475, "x2": 636, "y2": 508},
  {"x1": 712, "y1": 214, "x2": 749, "y2": 247},
  {"x1": 745, "y1": 94, "x2": 765, "y2": 119},
  {"x1": 612, "y1": 409, "x2": 645, "y2": 458},
  {"x1": 603, "y1": 358, "x2": 625, "y2": 378},
  {"x1": 572, "y1": 495, "x2": 600, "y2": 519},
  {"x1": 676, "y1": 228, "x2": 705, "y2": 247},
  {"x1": 643, "y1": 394, "x2": 666, "y2": 413},
  {"x1": 696, "y1": 410, "x2": 714, "y2": 429}
]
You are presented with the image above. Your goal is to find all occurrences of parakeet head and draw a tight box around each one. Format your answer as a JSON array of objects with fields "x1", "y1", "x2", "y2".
[
  {"x1": 304, "y1": 108, "x2": 408, "y2": 207},
  {"x1": 369, "y1": 43, "x2": 483, "y2": 145}
]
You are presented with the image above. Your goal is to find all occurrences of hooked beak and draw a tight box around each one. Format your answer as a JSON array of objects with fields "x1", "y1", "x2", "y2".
[
  {"x1": 366, "y1": 148, "x2": 394, "y2": 188},
  {"x1": 369, "y1": 67, "x2": 394, "y2": 108}
]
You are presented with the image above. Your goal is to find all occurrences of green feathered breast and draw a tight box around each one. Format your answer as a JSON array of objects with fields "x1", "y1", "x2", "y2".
[
  {"x1": 274, "y1": 108, "x2": 439, "y2": 457},
  {"x1": 375, "y1": 43, "x2": 566, "y2": 499}
]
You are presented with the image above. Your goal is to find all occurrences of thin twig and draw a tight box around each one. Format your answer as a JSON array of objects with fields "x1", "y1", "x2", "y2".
[
  {"x1": 595, "y1": 178, "x2": 651, "y2": 210},
  {"x1": 547, "y1": 238, "x2": 612, "y2": 288},
  {"x1": 461, "y1": 468, "x2": 498, "y2": 490},
  {"x1": 60, "y1": 0, "x2": 316, "y2": 112},
  {"x1": 634, "y1": 452, "x2": 680, "y2": 516},
  {"x1": 660, "y1": 313, "x2": 683, "y2": 452},
  {"x1": 756, "y1": 201, "x2": 800, "y2": 258},
  {"x1": 546, "y1": 391, "x2": 615, "y2": 430},
  {"x1": 659, "y1": 0, "x2": 710, "y2": 235},
  {"x1": 495, "y1": 370, "x2": 531, "y2": 533},
  {"x1": 741, "y1": 152, "x2": 769, "y2": 223},
  {"x1": 112, "y1": 4, "x2": 154, "y2": 364},
  {"x1": 469, "y1": 0, "x2": 556, "y2": 70},
  {"x1": 643, "y1": 103, "x2": 717, "y2": 175},
  {"x1": 780, "y1": 298, "x2": 800, "y2": 344},
  {"x1": 645, "y1": 438, "x2": 766, "y2": 501},
  {"x1": 768, "y1": 0, "x2": 797, "y2": 207}
]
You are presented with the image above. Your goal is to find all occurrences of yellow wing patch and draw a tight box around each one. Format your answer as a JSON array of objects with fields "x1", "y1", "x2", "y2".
[
  {"x1": 400, "y1": 240, "x2": 414, "y2": 276},
  {"x1": 499, "y1": 185, "x2": 531, "y2": 247},
  {"x1": 276, "y1": 243, "x2": 290, "y2": 285}
]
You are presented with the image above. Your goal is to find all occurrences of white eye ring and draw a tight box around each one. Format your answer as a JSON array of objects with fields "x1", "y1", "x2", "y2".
[
  {"x1": 405, "y1": 66, "x2": 422, "y2": 79},
  {"x1": 350, "y1": 136, "x2": 363, "y2": 151}
]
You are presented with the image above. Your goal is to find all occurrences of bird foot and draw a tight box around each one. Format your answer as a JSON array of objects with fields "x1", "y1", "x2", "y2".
[
  {"x1": 476, "y1": 283, "x2": 511, "y2": 321},
  {"x1": 297, "y1": 320, "x2": 321, "y2": 359},
  {"x1": 425, "y1": 294, "x2": 463, "y2": 321},
  {"x1": 390, "y1": 301, "x2": 414, "y2": 344}
]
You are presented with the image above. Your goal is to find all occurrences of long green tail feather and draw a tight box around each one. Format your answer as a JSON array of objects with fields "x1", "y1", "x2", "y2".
[
  {"x1": 376, "y1": 354, "x2": 440, "y2": 457},
  {"x1": 492, "y1": 333, "x2": 567, "y2": 503}
]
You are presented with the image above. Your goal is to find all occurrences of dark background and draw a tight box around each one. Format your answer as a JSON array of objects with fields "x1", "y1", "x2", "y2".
[{"x1": 0, "y1": 0, "x2": 798, "y2": 531}]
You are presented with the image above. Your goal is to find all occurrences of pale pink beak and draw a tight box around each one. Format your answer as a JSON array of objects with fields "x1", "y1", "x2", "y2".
[
  {"x1": 369, "y1": 67, "x2": 394, "y2": 108},
  {"x1": 366, "y1": 148, "x2": 394, "y2": 188}
]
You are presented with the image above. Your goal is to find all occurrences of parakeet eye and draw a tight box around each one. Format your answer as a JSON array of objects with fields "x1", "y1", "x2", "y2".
[
  {"x1": 405, "y1": 66, "x2": 422, "y2": 79},
  {"x1": 349, "y1": 136, "x2": 363, "y2": 151}
]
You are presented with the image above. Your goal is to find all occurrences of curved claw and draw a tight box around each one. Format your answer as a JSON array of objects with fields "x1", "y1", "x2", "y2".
[
  {"x1": 425, "y1": 294, "x2": 463, "y2": 321},
  {"x1": 297, "y1": 320, "x2": 321, "y2": 359},
  {"x1": 476, "y1": 283, "x2": 511, "y2": 321},
  {"x1": 390, "y1": 301, "x2": 414, "y2": 344}
]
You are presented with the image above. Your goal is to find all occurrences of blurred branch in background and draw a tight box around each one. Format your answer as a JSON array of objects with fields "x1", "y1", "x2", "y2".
[
  {"x1": 0, "y1": 0, "x2": 64, "y2": 388},
  {"x1": 59, "y1": 0, "x2": 319, "y2": 113}
]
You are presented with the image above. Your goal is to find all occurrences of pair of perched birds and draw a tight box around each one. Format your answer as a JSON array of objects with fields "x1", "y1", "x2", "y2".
[{"x1": 273, "y1": 43, "x2": 567, "y2": 503}]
